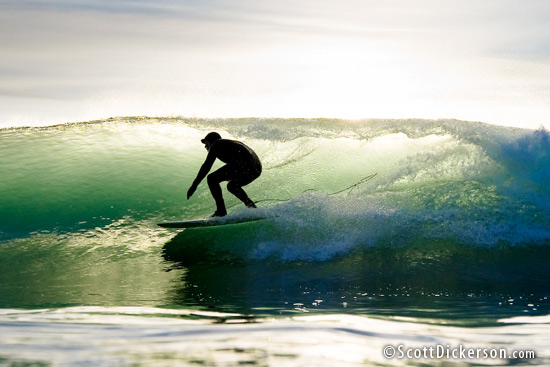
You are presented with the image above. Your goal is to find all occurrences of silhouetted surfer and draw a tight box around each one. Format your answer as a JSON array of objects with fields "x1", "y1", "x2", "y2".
[{"x1": 187, "y1": 132, "x2": 262, "y2": 217}]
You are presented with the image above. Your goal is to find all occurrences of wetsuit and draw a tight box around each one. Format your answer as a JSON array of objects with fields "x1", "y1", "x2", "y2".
[{"x1": 189, "y1": 139, "x2": 262, "y2": 216}]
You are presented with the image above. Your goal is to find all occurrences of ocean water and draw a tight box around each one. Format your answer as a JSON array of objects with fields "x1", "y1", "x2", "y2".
[{"x1": 1, "y1": 117, "x2": 549, "y2": 366}]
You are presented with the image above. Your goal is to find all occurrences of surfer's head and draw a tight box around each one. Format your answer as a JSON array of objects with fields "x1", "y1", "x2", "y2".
[{"x1": 201, "y1": 132, "x2": 221, "y2": 150}]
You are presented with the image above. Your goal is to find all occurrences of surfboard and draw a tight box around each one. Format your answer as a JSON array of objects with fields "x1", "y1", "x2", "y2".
[{"x1": 157, "y1": 215, "x2": 265, "y2": 228}]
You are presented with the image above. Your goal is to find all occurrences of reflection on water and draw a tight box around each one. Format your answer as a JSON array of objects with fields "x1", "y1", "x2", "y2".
[
  {"x1": 1, "y1": 227, "x2": 549, "y2": 322},
  {"x1": 162, "y1": 229, "x2": 550, "y2": 320},
  {"x1": 1, "y1": 306, "x2": 548, "y2": 367}
]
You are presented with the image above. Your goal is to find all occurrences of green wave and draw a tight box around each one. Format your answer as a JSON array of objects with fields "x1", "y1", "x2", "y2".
[{"x1": 1, "y1": 117, "x2": 549, "y2": 252}]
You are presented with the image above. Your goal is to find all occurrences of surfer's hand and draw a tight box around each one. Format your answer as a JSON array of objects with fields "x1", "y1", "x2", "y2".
[{"x1": 187, "y1": 185, "x2": 197, "y2": 200}]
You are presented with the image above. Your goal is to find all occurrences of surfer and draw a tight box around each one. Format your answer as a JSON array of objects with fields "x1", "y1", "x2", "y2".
[{"x1": 187, "y1": 132, "x2": 262, "y2": 217}]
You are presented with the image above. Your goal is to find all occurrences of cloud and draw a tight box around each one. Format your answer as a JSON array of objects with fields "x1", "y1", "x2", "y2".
[{"x1": 1, "y1": 0, "x2": 550, "y2": 127}]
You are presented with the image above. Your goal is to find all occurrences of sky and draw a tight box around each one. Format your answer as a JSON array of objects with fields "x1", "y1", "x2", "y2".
[{"x1": 1, "y1": 0, "x2": 550, "y2": 128}]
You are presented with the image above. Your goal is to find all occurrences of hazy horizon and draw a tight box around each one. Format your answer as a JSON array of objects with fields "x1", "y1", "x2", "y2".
[{"x1": 2, "y1": 0, "x2": 550, "y2": 128}]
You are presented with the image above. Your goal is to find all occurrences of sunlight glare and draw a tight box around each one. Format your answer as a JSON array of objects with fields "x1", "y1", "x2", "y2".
[{"x1": 249, "y1": 38, "x2": 455, "y2": 120}]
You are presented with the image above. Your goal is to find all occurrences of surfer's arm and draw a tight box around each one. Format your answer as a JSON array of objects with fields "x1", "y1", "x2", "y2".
[{"x1": 187, "y1": 153, "x2": 216, "y2": 199}]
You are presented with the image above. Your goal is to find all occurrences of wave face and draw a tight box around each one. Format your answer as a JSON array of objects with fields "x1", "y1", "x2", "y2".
[{"x1": 1, "y1": 117, "x2": 550, "y2": 258}]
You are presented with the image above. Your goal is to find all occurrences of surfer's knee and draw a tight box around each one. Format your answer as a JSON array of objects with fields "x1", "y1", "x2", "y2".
[{"x1": 226, "y1": 181, "x2": 241, "y2": 194}]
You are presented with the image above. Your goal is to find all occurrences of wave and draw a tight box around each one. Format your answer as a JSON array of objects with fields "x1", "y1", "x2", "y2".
[{"x1": 1, "y1": 117, "x2": 550, "y2": 261}]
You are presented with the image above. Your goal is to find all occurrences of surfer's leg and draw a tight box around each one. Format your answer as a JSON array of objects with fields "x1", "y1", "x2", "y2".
[
  {"x1": 227, "y1": 168, "x2": 261, "y2": 208},
  {"x1": 227, "y1": 181, "x2": 256, "y2": 208},
  {"x1": 207, "y1": 167, "x2": 233, "y2": 216}
]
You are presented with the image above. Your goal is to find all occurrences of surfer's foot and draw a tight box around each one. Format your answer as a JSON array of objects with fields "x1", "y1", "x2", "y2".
[
  {"x1": 245, "y1": 200, "x2": 256, "y2": 208},
  {"x1": 211, "y1": 210, "x2": 227, "y2": 217}
]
